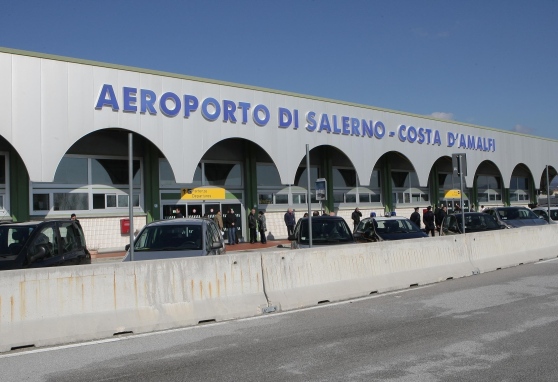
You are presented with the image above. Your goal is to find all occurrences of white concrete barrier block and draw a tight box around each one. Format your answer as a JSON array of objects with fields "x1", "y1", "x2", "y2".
[{"x1": 0, "y1": 253, "x2": 267, "y2": 352}]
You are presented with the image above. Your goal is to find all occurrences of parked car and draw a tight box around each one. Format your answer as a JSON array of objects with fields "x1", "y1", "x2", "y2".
[
  {"x1": 353, "y1": 216, "x2": 427, "y2": 242},
  {"x1": 441, "y1": 212, "x2": 504, "y2": 235},
  {"x1": 123, "y1": 218, "x2": 226, "y2": 261},
  {"x1": 0, "y1": 220, "x2": 90, "y2": 271},
  {"x1": 531, "y1": 206, "x2": 558, "y2": 224},
  {"x1": 289, "y1": 216, "x2": 354, "y2": 249},
  {"x1": 483, "y1": 206, "x2": 548, "y2": 228}
]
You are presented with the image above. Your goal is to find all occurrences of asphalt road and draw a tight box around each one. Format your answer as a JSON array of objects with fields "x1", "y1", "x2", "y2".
[{"x1": 2, "y1": 257, "x2": 558, "y2": 381}]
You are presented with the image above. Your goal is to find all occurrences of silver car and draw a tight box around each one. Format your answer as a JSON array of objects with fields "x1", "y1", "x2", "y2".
[{"x1": 123, "y1": 218, "x2": 226, "y2": 261}]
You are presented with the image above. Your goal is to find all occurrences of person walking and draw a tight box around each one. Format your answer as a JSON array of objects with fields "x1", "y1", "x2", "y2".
[
  {"x1": 284, "y1": 208, "x2": 296, "y2": 237},
  {"x1": 423, "y1": 206, "x2": 436, "y2": 237},
  {"x1": 225, "y1": 208, "x2": 237, "y2": 245},
  {"x1": 351, "y1": 207, "x2": 362, "y2": 232},
  {"x1": 410, "y1": 207, "x2": 421, "y2": 228},
  {"x1": 257, "y1": 211, "x2": 267, "y2": 244},
  {"x1": 248, "y1": 208, "x2": 258, "y2": 244}
]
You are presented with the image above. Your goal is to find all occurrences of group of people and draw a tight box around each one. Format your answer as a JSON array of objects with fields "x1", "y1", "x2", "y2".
[
  {"x1": 213, "y1": 208, "x2": 268, "y2": 245},
  {"x1": 410, "y1": 204, "x2": 451, "y2": 237}
]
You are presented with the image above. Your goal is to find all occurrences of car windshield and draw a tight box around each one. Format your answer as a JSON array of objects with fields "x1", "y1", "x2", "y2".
[
  {"x1": 457, "y1": 214, "x2": 500, "y2": 230},
  {"x1": 299, "y1": 220, "x2": 352, "y2": 244},
  {"x1": 0, "y1": 225, "x2": 37, "y2": 258},
  {"x1": 374, "y1": 219, "x2": 421, "y2": 234},
  {"x1": 498, "y1": 208, "x2": 538, "y2": 220},
  {"x1": 133, "y1": 224, "x2": 203, "y2": 251}
]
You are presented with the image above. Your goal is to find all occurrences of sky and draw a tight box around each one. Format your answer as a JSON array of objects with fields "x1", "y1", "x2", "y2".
[{"x1": 1, "y1": 0, "x2": 557, "y2": 139}]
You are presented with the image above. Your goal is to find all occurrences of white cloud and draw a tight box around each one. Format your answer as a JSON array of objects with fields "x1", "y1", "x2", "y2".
[
  {"x1": 511, "y1": 124, "x2": 533, "y2": 134},
  {"x1": 430, "y1": 112, "x2": 454, "y2": 120}
]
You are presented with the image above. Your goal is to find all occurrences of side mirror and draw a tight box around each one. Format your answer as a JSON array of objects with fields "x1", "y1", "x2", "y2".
[
  {"x1": 211, "y1": 241, "x2": 223, "y2": 250},
  {"x1": 29, "y1": 245, "x2": 47, "y2": 263},
  {"x1": 125, "y1": 244, "x2": 130, "y2": 251}
]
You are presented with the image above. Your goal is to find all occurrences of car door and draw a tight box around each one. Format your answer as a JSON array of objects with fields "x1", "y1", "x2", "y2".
[
  {"x1": 57, "y1": 221, "x2": 89, "y2": 265},
  {"x1": 27, "y1": 223, "x2": 64, "y2": 268}
]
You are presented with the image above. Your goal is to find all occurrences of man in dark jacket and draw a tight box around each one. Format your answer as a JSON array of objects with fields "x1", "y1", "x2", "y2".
[
  {"x1": 436, "y1": 205, "x2": 447, "y2": 233},
  {"x1": 351, "y1": 207, "x2": 362, "y2": 232},
  {"x1": 284, "y1": 208, "x2": 296, "y2": 237},
  {"x1": 423, "y1": 206, "x2": 436, "y2": 237},
  {"x1": 248, "y1": 208, "x2": 257, "y2": 244},
  {"x1": 225, "y1": 209, "x2": 237, "y2": 245},
  {"x1": 410, "y1": 207, "x2": 421, "y2": 228}
]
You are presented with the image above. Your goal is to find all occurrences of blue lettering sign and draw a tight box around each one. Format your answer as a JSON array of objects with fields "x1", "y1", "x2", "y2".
[
  {"x1": 253, "y1": 104, "x2": 270, "y2": 126},
  {"x1": 278, "y1": 107, "x2": 292, "y2": 128},
  {"x1": 95, "y1": 84, "x2": 119, "y2": 110},
  {"x1": 159, "y1": 92, "x2": 181, "y2": 117},
  {"x1": 306, "y1": 111, "x2": 317, "y2": 131},
  {"x1": 141, "y1": 89, "x2": 157, "y2": 115}
]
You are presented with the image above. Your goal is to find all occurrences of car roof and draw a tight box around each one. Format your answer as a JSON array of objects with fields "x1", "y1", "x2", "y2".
[
  {"x1": 299, "y1": 216, "x2": 346, "y2": 221},
  {"x1": 448, "y1": 212, "x2": 488, "y2": 216},
  {"x1": 146, "y1": 218, "x2": 206, "y2": 227},
  {"x1": 363, "y1": 216, "x2": 408, "y2": 221},
  {"x1": 487, "y1": 206, "x2": 528, "y2": 210},
  {"x1": 532, "y1": 206, "x2": 558, "y2": 210}
]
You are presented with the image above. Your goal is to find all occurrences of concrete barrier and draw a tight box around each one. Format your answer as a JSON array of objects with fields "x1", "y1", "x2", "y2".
[
  {"x1": 0, "y1": 252, "x2": 267, "y2": 352},
  {"x1": 261, "y1": 236, "x2": 475, "y2": 311},
  {"x1": 468, "y1": 224, "x2": 558, "y2": 272},
  {"x1": 261, "y1": 225, "x2": 558, "y2": 312}
]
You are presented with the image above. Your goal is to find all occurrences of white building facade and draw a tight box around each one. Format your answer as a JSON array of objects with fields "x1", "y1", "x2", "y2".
[{"x1": 0, "y1": 47, "x2": 555, "y2": 251}]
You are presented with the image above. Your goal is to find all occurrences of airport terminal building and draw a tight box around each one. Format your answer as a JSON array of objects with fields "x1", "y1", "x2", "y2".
[{"x1": 0, "y1": 47, "x2": 556, "y2": 251}]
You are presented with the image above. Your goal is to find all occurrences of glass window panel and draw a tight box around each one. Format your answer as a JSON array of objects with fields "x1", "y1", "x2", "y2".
[
  {"x1": 370, "y1": 194, "x2": 381, "y2": 203},
  {"x1": 118, "y1": 195, "x2": 129, "y2": 208},
  {"x1": 392, "y1": 172, "x2": 409, "y2": 188},
  {"x1": 92, "y1": 159, "x2": 140, "y2": 186},
  {"x1": 205, "y1": 163, "x2": 241, "y2": 186},
  {"x1": 421, "y1": 194, "x2": 429, "y2": 202},
  {"x1": 53, "y1": 193, "x2": 88, "y2": 211},
  {"x1": 345, "y1": 193, "x2": 356, "y2": 203},
  {"x1": 0, "y1": 155, "x2": 5, "y2": 185},
  {"x1": 295, "y1": 167, "x2": 318, "y2": 188},
  {"x1": 259, "y1": 193, "x2": 273, "y2": 204},
  {"x1": 359, "y1": 194, "x2": 370, "y2": 203},
  {"x1": 107, "y1": 194, "x2": 116, "y2": 208},
  {"x1": 275, "y1": 194, "x2": 288, "y2": 204},
  {"x1": 334, "y1": 192, "x2": 344, "y2": 203},
  {"x1": 54, "y1": 157, "x2": 88, "y2": 184},
  {"x1": 257, "y1": 164, "x2": 282, "y2": 187},
  {"x1": 33, "y1": 194, "x2": 50, "y2": 211},
  {"x1": 370, "y1": 170, "x2": 380, "y2": 188},
  {"x1": 160, "y1": 160, "x2": 201, "y2": 186},
  {"x1": 333, "y1": 168, "x2": 356, "y2": 188},
  {"x1": 93, "y1": 194, "x2": 105, "y2": 209},
  {"x1": 133, "y1": 194, "x2": 140, "y2": 207}
]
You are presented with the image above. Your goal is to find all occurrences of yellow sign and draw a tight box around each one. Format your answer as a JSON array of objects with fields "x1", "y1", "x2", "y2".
[
  {"x1": 444, "y1": 189, "x2": 461, "y2": 199},
  {"x1": 181, "y1": 187, "x2": 226, "y2": 200}
]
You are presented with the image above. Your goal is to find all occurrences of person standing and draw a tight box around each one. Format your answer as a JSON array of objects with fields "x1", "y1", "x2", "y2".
[
  {"x1": 225, "y1": 208, "x2": 237, "y2": 245},
  {"x1": 257, "y1": 211, "x2": 267, "y2": 244},
  {"x1": 284, "y1": 208, "x2": 295, "y2": 237},
  {"x1": 435, "y1": 204, "x2": 444, "y2": 232},
  {"x1": 351, "y1": 207, "x2": 362, "y2": 232},
  {"x1": 423, "y1": 206, "x2": 436, "y2": 237},
  {"x1": 410, "y1": 207, "x2": 421, "y2": 228},
  {"x1": 214, "y1": 210, "x2": 223, "y2": 232},
  {"x1": 436, "y1": 206, "x2": 447, "y2": 234},
  {"x1": 248, "y1": 208, "x2": 258, "y2": 244}
]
